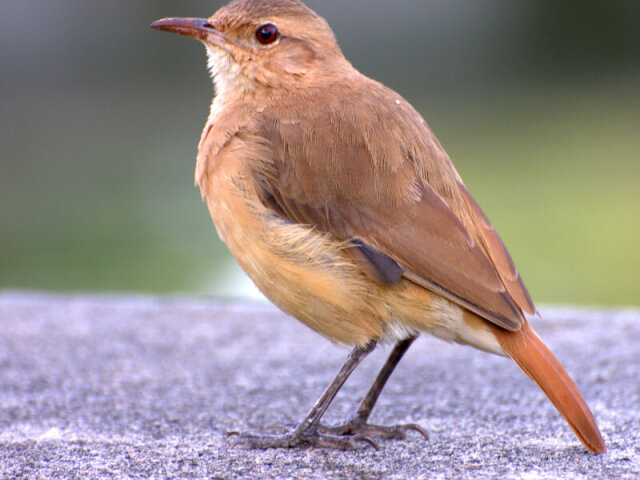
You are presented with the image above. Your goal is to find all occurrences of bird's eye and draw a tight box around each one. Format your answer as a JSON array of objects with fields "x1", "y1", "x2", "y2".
[{"x1": 256, "y1": 23, "x2": 279, "y2": 45}]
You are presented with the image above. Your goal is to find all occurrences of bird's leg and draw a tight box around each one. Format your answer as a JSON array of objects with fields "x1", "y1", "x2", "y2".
[
  {"x1": 319, "y1": 335, "x2": 428, "y2": 441},
  {"x1": 229, "y1": 341, "x2": 378, "y2": 450}
]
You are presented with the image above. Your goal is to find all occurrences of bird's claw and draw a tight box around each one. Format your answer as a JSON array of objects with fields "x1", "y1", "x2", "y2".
[
  {"x1": 226, "y1": 429, "x2": 379, "y2": 450},
  {"x1": 264, "y1": 422, "x2": 290, "y2": 434},
  {"x1": 318, "y1": 420, "x2": 428, "y2": 441}
]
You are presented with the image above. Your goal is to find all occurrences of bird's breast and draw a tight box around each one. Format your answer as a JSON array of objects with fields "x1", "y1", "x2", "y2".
[{"x1": 200, "y1": 147, "x2": 391, "y2": 346}]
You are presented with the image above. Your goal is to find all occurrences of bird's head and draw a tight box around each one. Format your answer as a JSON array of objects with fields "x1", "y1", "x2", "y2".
[{"x1": 152, "y1": 0, "x2": 349, "y2": 99}]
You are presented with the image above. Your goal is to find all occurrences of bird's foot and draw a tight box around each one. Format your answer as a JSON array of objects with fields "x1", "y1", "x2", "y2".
[
  {"x1": 318, "y1": 416, "x2": 428, "y2": 441},
  {"x1": 227, "y1": 427, "x2": 379, "y2": 450}
]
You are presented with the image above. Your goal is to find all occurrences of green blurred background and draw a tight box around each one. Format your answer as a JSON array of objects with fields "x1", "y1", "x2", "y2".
[{"x1": 1, "y1": 1, "x2": 639, "y2": 306}]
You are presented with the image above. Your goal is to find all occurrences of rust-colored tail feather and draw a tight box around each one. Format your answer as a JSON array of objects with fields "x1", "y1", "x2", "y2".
[{"x1": 491, "y1": 321, "x2": 606, "y2": 453}]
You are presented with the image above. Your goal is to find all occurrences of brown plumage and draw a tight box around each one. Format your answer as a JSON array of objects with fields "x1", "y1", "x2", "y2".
[{"x1": 152, "y1": 0, "x2": 605, "y2": 453}]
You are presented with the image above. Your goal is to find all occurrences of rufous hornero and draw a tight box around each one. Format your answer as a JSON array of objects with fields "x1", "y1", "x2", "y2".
[{"x1": 152, "y1": 0, "x2": 606, "y2": 453}]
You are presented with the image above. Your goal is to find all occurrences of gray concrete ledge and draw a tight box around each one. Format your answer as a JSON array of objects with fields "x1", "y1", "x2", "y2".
[{"x1": 0, "y1": 292, "x2": 638, "y2": 479}]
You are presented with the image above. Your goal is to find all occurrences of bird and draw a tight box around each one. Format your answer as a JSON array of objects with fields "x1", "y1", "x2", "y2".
[{"x1": 151, "y1": 0, "x2": 606, "y2": 453}]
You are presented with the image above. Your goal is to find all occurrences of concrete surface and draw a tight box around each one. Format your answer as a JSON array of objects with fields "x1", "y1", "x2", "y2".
[{"x1": 0, "y1": 292, "x2": 638, "y2": 479}]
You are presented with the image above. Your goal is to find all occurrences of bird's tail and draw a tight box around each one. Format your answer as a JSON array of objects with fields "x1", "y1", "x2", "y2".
[{"x1": 490, "y1": 321, "x2": 606, "y2": 453}]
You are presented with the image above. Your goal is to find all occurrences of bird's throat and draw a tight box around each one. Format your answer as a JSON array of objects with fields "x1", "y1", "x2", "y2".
[{"x1": 206, "y1": 45, "x2": 257, "y2": 107}]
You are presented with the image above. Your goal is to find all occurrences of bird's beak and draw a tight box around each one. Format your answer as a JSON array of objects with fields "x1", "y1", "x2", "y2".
[{"x1": 151, "y1": 18, "x2": 232, "y2": 51}]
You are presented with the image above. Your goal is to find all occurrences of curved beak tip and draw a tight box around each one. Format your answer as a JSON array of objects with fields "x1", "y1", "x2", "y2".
[{"x1": 150, "y1": 19, "x2": 166, "y2": 31}]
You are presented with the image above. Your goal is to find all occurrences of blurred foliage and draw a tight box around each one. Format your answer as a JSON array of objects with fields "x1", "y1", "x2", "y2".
[
  {"x1": 0, "y1": 1, "x2": 638, "y2": 306},
  {"x1": 520, "y1": 1, "x2": 640, "y2": 72}
]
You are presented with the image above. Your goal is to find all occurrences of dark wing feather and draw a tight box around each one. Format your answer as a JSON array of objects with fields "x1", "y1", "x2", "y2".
[{"x1": 252, "y1": 80, "x2": 534, "y2": 331}]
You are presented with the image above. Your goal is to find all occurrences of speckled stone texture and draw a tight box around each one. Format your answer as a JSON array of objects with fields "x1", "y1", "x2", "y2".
[{"x1": 0, "y1": 292, "x2": 638, "y2": 479}]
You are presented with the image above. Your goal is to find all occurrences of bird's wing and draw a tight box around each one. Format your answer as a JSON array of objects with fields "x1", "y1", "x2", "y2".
[{"x1": 251, "y1": 83, "x2": 535, "y2": 331}]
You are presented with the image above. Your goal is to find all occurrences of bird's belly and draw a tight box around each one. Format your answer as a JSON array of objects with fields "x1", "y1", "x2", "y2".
[{"x1": 204, "y1": 174, "x2": 391, "y2": 346}]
